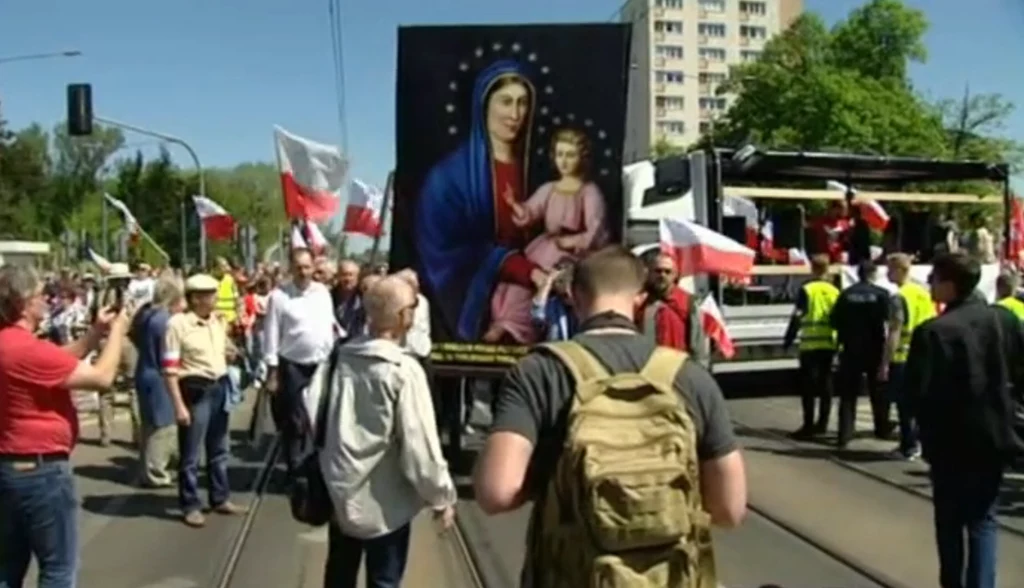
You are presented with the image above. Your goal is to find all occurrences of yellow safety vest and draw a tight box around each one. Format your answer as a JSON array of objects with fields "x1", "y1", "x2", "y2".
[
  {"x1": 997, "y1": 296, "x2": 1024, "y2": 321},
  {"x1": 215, "y1": 275, "x2": 238, "y2": 323},
  {"x1": 893, "y1": 282, "x2": 936, "y2": 364},
  {"x1": 800, "y1": 280, "x2": 839, "y2": 351}
]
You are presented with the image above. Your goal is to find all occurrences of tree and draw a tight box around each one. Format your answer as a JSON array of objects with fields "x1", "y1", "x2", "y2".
[
  {"x1": 46, "y1": 123, "x2": 124, "y2": 238},
  {"x1": 651, "y1": 136, "x2": 687, "y2": 159},
  {"x1": 0, "y1": 121, "x2": 51, "y2": 238}
]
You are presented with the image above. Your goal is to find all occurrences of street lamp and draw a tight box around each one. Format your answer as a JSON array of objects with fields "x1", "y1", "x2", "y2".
[{"x1": 0, "y1": 50, "x2": 82, "y2": 65}]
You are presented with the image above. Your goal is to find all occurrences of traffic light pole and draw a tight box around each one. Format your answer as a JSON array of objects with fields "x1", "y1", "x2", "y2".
[{"x1": 93, "y1": 116, "x2": 207, "y2": 268}]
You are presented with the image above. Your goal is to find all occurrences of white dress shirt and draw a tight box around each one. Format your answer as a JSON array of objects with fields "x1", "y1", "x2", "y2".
[
  {"x1": 403, "y1": 293, "x2": 432, "y2": 359},
  {"x1": 263, "y1": 281, "x2": 338, "y2": 367},
  {"x1": 303, "y1": 337, "x2": 455, "y2": 539}
]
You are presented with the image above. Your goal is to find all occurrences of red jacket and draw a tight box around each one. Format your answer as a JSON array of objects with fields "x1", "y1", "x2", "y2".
[{"x1": 637, "y1": 287, "x2": 691, "y2": 351}]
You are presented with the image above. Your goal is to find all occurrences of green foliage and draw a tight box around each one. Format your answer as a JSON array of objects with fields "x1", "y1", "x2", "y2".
[{"x1": 651, "y1": 136, "x2": 687, "y2": 159}]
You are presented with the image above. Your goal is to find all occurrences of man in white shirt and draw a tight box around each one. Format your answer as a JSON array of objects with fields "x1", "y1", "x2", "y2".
[
  {"x1": 304, "y1": 275, "x2": 455, "y2": 587},
  {"x1": 126, "y1": 263, "x2": 156, "y2": 310},
  {"x1": 264, "y1": 248, "x2": 339, "y2": 473}
]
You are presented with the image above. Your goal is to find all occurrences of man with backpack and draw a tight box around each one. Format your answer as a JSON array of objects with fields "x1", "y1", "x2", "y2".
[{"x1": 474, "y1": 245, "x2": 746, "y2": 588}]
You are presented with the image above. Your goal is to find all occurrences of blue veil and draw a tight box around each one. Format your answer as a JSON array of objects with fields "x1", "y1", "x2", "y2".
[{"x1": 414, "y1": 60, "x2": 535, "y2": 341}]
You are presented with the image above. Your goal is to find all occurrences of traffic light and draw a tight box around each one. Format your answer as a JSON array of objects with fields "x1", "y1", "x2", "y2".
[{"x1": 67, "y1": 83, "x2": 93, "y2": 136}]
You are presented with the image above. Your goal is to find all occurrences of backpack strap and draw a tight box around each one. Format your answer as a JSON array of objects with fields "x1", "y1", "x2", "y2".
[
  {"x1": 538, "y1": 341, "x2": 610, "y2": 386},
  {"x1": 640, "y1": 347, "x2": 688, "y2": 391}
]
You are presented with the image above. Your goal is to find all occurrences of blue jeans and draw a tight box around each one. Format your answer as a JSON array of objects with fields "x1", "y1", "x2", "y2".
[
  {"x1": 0, "y1": 459, "x2": 77, "y2": 588},
  {"x1": 323, "y1": 522, "x2": 411, "y2": 588},
  {"x1": 888, "y1": 362, "x2": 918, "y2": 453},
  {"x1": 930, "y1": 460, "x2": 1003, "y2": 588},
  {"x1": 177, "y1": 378, "x2": 231, "y2": 513}
]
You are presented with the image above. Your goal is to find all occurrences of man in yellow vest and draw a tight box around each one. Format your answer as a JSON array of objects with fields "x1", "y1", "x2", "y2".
[
  {"x1": 880, "y1": 253, "x2": 936, "y2": 460},
  {"x1": 995, "y1": 270, "x2": 1024, "y2": 320},
  {"x1": 212, "y1": 256, "x2": 241, "y2": 326},
  {"x1": 783, "y1": 254, "x2": 839, "y2": 440}
]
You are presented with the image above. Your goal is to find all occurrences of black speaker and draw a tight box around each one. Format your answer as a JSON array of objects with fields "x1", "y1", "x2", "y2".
[
  {"x1": 67, "y1": 84, "x2": 93, "y2": 136},
  {"x1": 722, "y1": 216, "x2": 747, "y2": 245},
  {"x1": 654, "y1": 156, "x2": 690, "y2": 196},
  {"x1": 903, "y1": 211, "x2": 932, "y2": 258},
  {"x1": 772, "y1": 209, "x2": 803, "y2": 249}
]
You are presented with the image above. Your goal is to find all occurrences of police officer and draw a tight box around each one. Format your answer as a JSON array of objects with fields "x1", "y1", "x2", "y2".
[
  {"x1": 830, "y1": 260, "x2": 891, "y2": 449},
  {"x1": 783, "y1": 254, "x2": 839, "y2": 439},
  {"x1": 995, "y1": 270, "x2": 1024, "y2": 320}
]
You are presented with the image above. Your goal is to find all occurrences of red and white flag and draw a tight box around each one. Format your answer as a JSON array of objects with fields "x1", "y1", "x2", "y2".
[
  {"x1": 274, "y1": 126, "x2": 347, "y2": 222},
  {"x1": 723, "y1": 195, "x2": 759, "y2": 249},
  {"x1": 759, "y1": 219, "x2": 775, "y2": 257},
  {"x1": 104, "y1": 193, "x2": 140, "y2": 236},
  {"x1": 659, "y1": 217, "x2": 755, "y2": 278},
  {"x1": 787, "y1": 248, "x2": 809, "y2": 265},
  {"x1": 290, "y1": 220, "x2": 328, "y2": 254},
  {"x1": 1008, "y1": 195, "x2": 1024, "y2": 264},
  {"x1": 699, "y1": 295, "x2": 735, "y2": 359},
  {"x1": 344, "y1": 178, "x2": 385, "y2": 237},
  {"x1": 192, "y1": 195, "x2": 236, "y2": 241},
  {"x1": 826, "y1": 180, "x2": 890, "y2": 232}
]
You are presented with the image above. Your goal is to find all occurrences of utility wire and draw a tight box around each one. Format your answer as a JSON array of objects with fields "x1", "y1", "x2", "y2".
[{"x1": 327, "y1": 0, "x2": 350, "y2": 153}]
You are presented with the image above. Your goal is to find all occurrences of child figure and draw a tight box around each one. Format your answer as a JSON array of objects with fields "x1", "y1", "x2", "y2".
[{"x1": 484, "y1": 128, "x2": 609, "y2": 343}]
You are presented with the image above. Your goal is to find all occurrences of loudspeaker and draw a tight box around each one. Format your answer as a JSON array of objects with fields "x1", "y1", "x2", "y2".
[
  {"x1": 67, "y1": 84, "x2": 93, "y2": 136},
  {"x1": 722, "y1": 216, "x2": 747, "y2": 245},
  {"x1": 654, "y1": 157, "x2": 690, "y2": 196},
  {"x1": 772, "y1": 209, "x2": 803, "y2": 249},
  {"x1": 903, "y1": 211, "x2": 932, "y2": 258}
]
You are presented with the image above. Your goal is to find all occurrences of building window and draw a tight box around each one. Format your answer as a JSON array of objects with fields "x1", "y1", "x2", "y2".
[
  {"x1": 698, "y1": 72, "x2": 728, "y2": 85},
  {"x1": 654, "y1": 20, "x2": 684, "y2": 34},
  {"x1": 740, "y1": 25, "x2": 768, "y2": 39},
  {"x1": 699, "y1": 97, "x2": 727, "y2": 110},
  {"x1": 656, "y1": 96, "x2": 686, "y2": 110},
  {"x1": 699, "y1": 0, "x2": 726, "y2": 12},
  {"x1": 699, "y1": 122, "x2": 712, "y2": 134},
  {"x1": 657, "y1": 121, "x2": 686, "y2": 135},
  {"x1": 699, "y1": 47, "x2": 727, "y2": 62},
  {"x1": 655, "y1": 45, "x2": 684, "y2": 59},
  {"x1": 740, "y1": 49, "x2": 762, "y2": 62},
  {"x1": 739, "y1": 1, "x2": 767, "y2": 15},
  {"x1": 655, "y1": 0, "x2": 685, "y2": 8},
  {"x1": 655, "y1": 70, "x2": 685, "y2": 83},
  {"x1": 698, "y1": 23, "x2": 726, "y2": 37}
]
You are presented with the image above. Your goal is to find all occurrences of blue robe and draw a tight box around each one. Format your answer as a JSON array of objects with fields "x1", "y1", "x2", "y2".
[{"x1": 415, "y1": 59, "x2": 535, "y2": 341}]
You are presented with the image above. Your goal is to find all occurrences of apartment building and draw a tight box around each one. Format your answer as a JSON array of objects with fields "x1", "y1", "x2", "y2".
[{"x1": 621, "y1": 0, "x2": 803, "y2": 162}]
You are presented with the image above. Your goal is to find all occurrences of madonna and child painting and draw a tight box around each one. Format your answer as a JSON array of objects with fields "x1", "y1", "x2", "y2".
[{"x1": 392, "y1": 24, "x2": 631, "y2": 363}]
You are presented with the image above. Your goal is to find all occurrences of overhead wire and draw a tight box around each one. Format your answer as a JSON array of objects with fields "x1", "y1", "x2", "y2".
[{"x1": 327, "y1": 0, "x2": 350, "y2": 153}]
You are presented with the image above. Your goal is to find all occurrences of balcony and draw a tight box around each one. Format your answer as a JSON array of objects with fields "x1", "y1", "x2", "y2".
[
  {"x1": 654, "y1": 32, "x2": 666, "y2": 42},
  {"x1": 700, "y1": 109, "x2": 714, "y2": 121},
  {"x1": 699, "y1": 9, "x2": 707, "y2": 18},
  {"x1": 656, "y1": 107, "x2": 667, "y2": 118},
  {"x1": 699, "y1": 83, "x2": 712, "y2": 96},
  {"x1": 739, "y1": 12, "x2": 750, "y2": 22},
  {"x1": 653, "y1": 7, "x2": 664, "y2": 17},
  {"x1": 699, "y1": 58, "x2": 709, "y2": 69},
  {"x1": 655, "y1": 82, "x2": 666, "y2": 93},
  {"x1": 698, "y1": 35, "x2": 709, "y2": 46},
  {"x1": 740, "y1": 37, "x2": 751, "y2": 47}
]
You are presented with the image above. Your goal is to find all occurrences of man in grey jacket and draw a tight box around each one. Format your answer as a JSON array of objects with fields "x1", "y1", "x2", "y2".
[{"x1": 305, "y1": 275, "x2": 456, "y2": 588}]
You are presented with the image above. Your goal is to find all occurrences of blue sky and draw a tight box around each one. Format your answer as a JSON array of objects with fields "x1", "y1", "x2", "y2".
[{"x1": 2, "y1": 0, "x2": 1022, "y2": 226}]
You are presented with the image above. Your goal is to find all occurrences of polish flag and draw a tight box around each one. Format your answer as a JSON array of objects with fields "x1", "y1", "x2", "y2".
[
  {"x1": 723, "y1": 195, "x2": 759, "y2": 249},
  {"x1": 698, "y1": 295, "x2": 735, "y2": 359},
  {"x1": 274, "y1": 126, "x2": 347, "y2": 222},
  {"x1": 660, "y1": 218, "x2": 755, "y2": 278},
  {"x1": 826, "y1": 180, "x2": 890, "y2": 232},
  {"x1": 104, "y1": 193, "x2": 140, "y2": 236},
  {"x1": 759, "y1": 220, "x2": 775, "y2": 257},
  {"x1": 344, "y1": 178, "x2": 385, "y2": 237},
  {"x1": 787, "y1": 248, "x2": 809, "y2": 265},
  {"x1": 1008, "y1": 195, "x2": 1024, "y2": 263},
  {"x1": 290, "y1": 220, "x2": 328, "y2": 254},
  {"x1": 192, "y1": 195, "x2": 236, "y2": 241}
]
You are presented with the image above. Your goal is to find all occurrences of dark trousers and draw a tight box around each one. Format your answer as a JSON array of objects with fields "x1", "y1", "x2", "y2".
[
  {"x1": 271, "y1": 357, "x2": 319, "y2": 474},
  {"x1": 177, "y1": 377, "x2": 231, "y2": 513},
  {"x1": 930, "y1": 460, "x2": 1003, "y2": 588},
  {"x1": 323, "y1": 522, "x2": 411, "y2": 588},
  {"x1": 797, "y1": 349, "x2": 834, "y2": 431},
  {"x1": 888, "y1": 362, "x2": 918, "y2": 453},
  {"x1": 0, "y1": 460, "x2": 77, "y2": 588},
  {"x1": 836, "y1": 352, "x2": 889, "y2": 446}
]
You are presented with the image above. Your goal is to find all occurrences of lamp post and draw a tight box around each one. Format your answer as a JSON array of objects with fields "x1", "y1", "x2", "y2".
[
  {"x1": 93, "y1": 116, "x2": 206, "y2": 268},
  {"x1": 0, "y1": 50, "x2": 82, "y2": 65}
]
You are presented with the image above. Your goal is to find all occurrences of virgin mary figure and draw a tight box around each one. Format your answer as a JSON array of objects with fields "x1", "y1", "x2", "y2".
[{"x1": 415, "y1": 59, "x2": 547, "y2": 341}]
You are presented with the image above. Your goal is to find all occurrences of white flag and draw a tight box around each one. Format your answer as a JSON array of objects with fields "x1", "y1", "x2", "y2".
[{"x1": 104, "y1": 193, "x2": 140, "y2": 235}]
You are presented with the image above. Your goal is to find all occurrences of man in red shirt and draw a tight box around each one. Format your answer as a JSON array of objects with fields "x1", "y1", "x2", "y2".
[
  {"x1": 637, "y1": 253, "x2": 694, "y2": 352},
  {"x1": 0, "y1": 265, "x2": 128, "y2": 588},
  {"x1": 808, "y1": 201, "x2": 851, "y2": 263}
]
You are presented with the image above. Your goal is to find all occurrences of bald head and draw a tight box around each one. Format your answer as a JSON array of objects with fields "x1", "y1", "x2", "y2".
[
  {"x1": 360, "y1": 274, "x2": 382, "y2": 294},
  {"x1": 364, "y1": 276, "x2": 416, "y2": 335},
  {"x1": 394, "y1": 268, "x2": 420, "y2": 292}
]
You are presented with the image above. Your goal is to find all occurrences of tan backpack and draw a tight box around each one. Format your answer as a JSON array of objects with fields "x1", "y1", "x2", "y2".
[{"x1": 527, "y1": 341, "x2": 716, "y2": 588}]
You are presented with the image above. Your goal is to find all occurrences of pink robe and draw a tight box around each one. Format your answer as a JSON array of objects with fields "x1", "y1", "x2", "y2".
[{"x1": 489, "y1": 181, "x2": 609, "y2": 343}]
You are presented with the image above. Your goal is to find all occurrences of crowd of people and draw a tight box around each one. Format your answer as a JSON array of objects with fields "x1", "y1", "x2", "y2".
[{"x1": 0, "y1": 241, "x2": 1019, "y2": 588}]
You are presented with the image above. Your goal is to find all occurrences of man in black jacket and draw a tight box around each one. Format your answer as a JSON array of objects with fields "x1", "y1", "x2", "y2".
[{"x1": 904, "y1": 252, "x2": 1024, "y2": 588}]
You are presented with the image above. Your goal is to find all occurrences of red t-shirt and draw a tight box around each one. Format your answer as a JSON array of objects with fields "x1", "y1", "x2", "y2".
[{"x1": 0, "y1": 326, "x2": 80, "y2": 454}]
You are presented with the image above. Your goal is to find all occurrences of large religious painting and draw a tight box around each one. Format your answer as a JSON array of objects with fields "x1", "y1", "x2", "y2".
[{"x1": 392, "y1": 24, "x2": 631, "y2": 367}]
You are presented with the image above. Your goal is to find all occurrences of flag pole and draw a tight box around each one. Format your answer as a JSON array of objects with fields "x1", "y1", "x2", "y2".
[
  {"x1": 138, "y1": 227, "x2": 171, "y2": 262},
  {"x1": 368, "y1": 171, "x2": 394, "y2": 267}
]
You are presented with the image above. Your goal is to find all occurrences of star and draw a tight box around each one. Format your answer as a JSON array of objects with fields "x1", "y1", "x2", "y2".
[
  {"x1": 541, "y1": 66, "x2": 550, "y2": 74},
  {"x1": 474, "y1": 47, "x2": 484, "y2": 57},
  {"x1": 553, "y1": 117, "x2": 561, "y2": 125},
  {"x1": 492, "y1": 42, "x2": 503, "y2": 51},
  {"x1": 540, "y1": 106, "x2": 549, "y2": 115},
  {"x1": 448, "y1": 126, "x2": 458, "y2": 135},
  {"x1": 445, "y1": 104, "x2": 455, "y2": 113},
  {"x1": 538, "y1": 126, "x2": 546, "y2": 134},
  {"x1": 544, "y1": 86, "x2": 553, "y2": 94},
  {"x1": 604, "y1": 148, "x2": 613, "y2": 157},
  {"x1": 459, "y1": 62, "x2": 469, "y2": 71},
  {"x1": 537, "y1": 147, "x2": 545, "y2": 155},
  {"x1": 600, "y1": 168, "x2": 609, "y2": 176},
  {"x1": 511, "y1": 42, "x2": 521, "y2": 52},
  {"x1": 449, "y1": 81, "x2": 457, "y2": 91},
  {"x1": 584, "y1": 119, "x2": 593, "y2": 127},
  {"x1": 598, "y1": 130, "x2": 607, "y2": 139},
  {"x1": 567, "y1": 113, "x2": 575, "y2": 121},
  {"x1": 528, "y1": 52, "x2": 537, "y2": 62}
]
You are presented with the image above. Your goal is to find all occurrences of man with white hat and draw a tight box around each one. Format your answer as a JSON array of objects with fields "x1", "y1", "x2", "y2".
[{"x1": 163, "y1": 273, "x2": 246, "y2": 527}]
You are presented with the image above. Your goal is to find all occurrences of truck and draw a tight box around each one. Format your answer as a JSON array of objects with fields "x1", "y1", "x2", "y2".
[{"x1": 624, "y1": 147, "x2": 1012, "y2": 374}]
